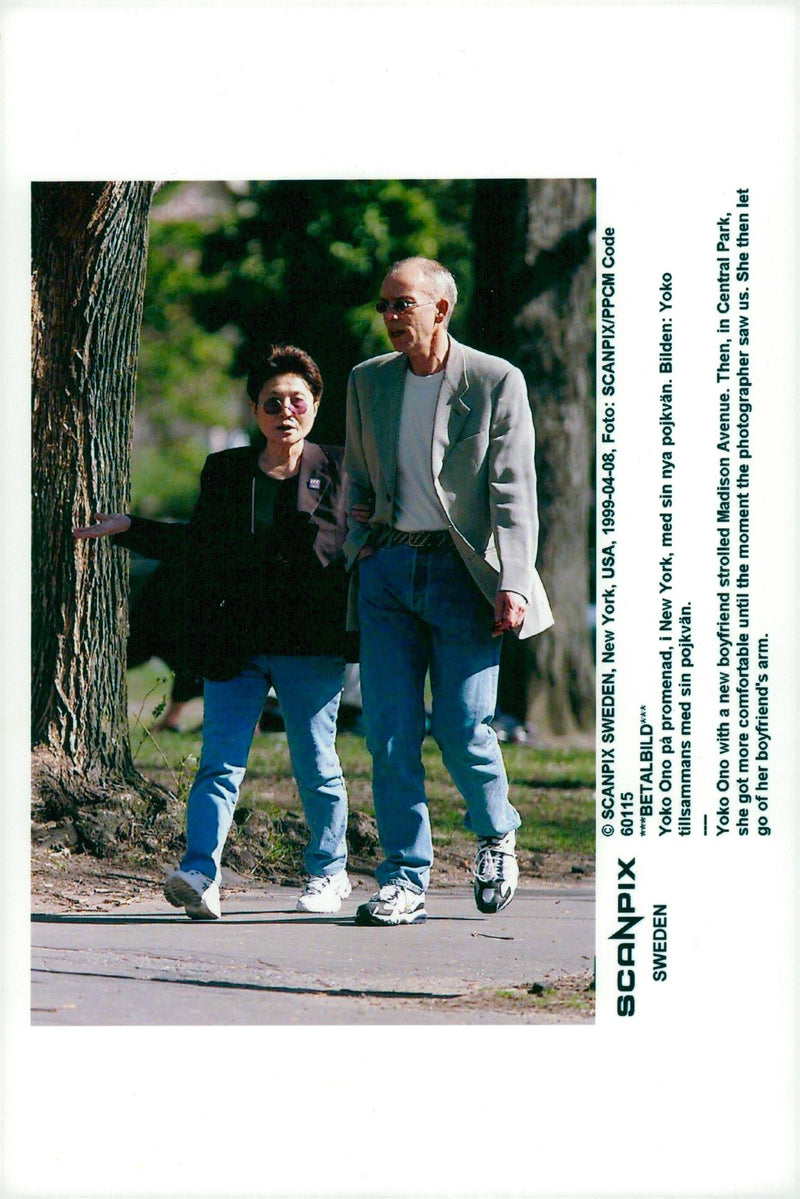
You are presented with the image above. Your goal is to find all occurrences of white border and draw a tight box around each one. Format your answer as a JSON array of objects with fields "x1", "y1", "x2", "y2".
[{"x1": 3, "y1": 3, "x2": 798, "y2": 1197}]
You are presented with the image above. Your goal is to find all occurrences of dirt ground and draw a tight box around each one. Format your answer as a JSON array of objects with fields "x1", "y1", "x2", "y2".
[{"x1": 30, "y1": 837, "x2": 592, "y2": 914}]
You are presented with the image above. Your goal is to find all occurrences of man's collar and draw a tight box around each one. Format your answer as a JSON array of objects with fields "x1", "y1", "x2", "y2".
[{"x1": 441, "y1": 336, "x2": 468, "y2": 399}]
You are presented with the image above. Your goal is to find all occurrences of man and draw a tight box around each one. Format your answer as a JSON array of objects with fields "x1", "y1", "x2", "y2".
[{"x1": 343, "y1": 257, "x2": 553, "y2": 926}]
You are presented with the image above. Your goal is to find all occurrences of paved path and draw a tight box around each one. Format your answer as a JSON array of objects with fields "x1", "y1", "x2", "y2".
[{"x1": 31, "y1": 881, "x2": 595, "y2": 1025}]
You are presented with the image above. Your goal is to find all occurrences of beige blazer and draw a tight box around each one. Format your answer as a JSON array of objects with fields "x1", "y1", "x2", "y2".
[{"x1": 343, "y1": 336, "x2": 553, "y2": 639}]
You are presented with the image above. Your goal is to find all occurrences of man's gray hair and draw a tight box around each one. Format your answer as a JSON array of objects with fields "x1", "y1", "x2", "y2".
[{"x1": 390, "y1": 256, "x2": 458, "y2": 320}]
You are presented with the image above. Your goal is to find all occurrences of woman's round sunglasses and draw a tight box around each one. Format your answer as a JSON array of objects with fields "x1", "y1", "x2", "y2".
[{"x1": 258, "y1": 397, "x2": 310, "y2": 416}]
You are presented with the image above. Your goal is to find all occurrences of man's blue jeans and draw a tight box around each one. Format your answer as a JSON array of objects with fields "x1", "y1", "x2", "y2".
[
  {"x1": 358, "y1": 544, "x2": 521, "y2": 893},
  {"x1": 181, "y1": 654, "x2": 348, "y2": 883}
]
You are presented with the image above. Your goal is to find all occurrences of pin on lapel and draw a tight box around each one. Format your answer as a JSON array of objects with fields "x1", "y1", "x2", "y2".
[{"x1": 307, "y1": 476, "x2": 321, "y2": 491}]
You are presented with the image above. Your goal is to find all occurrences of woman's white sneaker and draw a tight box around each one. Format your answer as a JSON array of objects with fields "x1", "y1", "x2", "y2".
[
  {"x1": 296, "y1": 870, "x2": 352, "y2": 913},
  {"x1": 164, "y1": 868, "x2": 221, "y2": 920}
]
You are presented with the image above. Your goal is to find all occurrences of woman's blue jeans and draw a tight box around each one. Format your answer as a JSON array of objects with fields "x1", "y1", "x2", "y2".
[
  {"x1": 358, "y1": 544, "x2": 521, "y2": 893},
  {"x1": 180, "y1": 654, "x2": 348, "y2": 883}
]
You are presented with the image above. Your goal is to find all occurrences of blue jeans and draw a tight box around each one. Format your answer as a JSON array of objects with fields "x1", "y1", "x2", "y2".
[
  {"x1": 181, "y1": 654, "x2": 348, "y2": 882},
  {"x1": 358, "y1": 545, "x2": 521, "y2": 892}
]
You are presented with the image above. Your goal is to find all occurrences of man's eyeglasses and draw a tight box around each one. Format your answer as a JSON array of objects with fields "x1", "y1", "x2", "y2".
[
  {"x1": 258, "y1": 397, "x2": 309, "y2": 416},
  {"x1": 375, "y1": 298, "x2": 437, "y2": 315}
]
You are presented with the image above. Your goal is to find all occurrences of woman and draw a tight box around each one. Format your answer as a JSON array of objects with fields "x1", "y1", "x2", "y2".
[{"x1": 74, "y1": 345, "x2": 356, "y2": 919}]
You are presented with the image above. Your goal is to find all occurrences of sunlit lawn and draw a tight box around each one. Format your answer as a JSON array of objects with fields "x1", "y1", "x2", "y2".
[{"x1": 129, "y1": 661, "x2": 595, "y2": 861}]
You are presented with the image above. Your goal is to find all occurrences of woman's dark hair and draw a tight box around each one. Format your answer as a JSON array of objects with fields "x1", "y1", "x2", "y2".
[{"x1": 246, "y1": 345, "x2": 324, "y2": 405}]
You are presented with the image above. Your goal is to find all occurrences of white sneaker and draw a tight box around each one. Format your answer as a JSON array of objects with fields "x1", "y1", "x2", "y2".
[
  {"x1": 355, "y1": 883, "x2": 427, "y2": 926},
  {"x1": 473, "y1": 830, "x2": 519, "y2": 914},
  {"x1": 296, "y1": 870, "x2": 352, "y2": 913},
  {"x1": 164, "y1": 868, "x2": 221, "y2": 920}
]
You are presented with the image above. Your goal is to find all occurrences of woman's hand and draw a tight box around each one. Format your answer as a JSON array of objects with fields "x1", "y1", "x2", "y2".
[
  {"x1": 351, "y1": 499, "x2": 375, "y2": 558},
  {"x1": 350, "y1": 503, "x2": 373, "y2": 524},
  {"x1": 73, "y1": 512, "x2": 132, "y2": 540}
]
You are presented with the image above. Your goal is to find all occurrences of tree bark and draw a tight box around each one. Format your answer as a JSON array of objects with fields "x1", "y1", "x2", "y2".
[
  {"x1": 31, "y1": 182, "x2": 172, "y2": 850},
  {"x1": 468, "y1": 179, "x2": 596, "y2": 738}
]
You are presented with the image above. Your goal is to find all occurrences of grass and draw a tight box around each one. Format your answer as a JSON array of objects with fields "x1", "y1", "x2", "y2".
[
  {"x1": 128, "y1": 661, "x2": 596, "y2": 864},
  {"x1": 491, "y1": 971, "x2": 596, "y2": 1016}
]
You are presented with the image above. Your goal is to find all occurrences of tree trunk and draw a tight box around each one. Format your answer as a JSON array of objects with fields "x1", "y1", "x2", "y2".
[
  {"x1": 468, "y1": 179, "x2": 596, "y2": 738},
  {"x1": 31, "y1": 182, "x2": 175, "y2": 854}
]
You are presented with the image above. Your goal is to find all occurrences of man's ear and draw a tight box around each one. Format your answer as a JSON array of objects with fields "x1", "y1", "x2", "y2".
[{"x1": 435, "y1": 299, "x2": 449, "y2": 323}]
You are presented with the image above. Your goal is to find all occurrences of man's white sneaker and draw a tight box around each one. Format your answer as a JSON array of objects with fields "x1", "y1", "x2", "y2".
[
  {"x1": 296, "y1": 870, "x2": 352, "y2": 913},
  {"x1": 164, "y1": 868, "x2": 221, "y2": 920},
  {"x1": 355, "y1": 883, "x2": 427, "y2": 926},
  {"x1": 473, "y1": 830, "x2": 519, "y2": 914}
]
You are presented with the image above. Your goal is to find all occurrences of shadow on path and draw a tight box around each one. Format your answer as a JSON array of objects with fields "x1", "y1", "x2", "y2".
[
  {"x1": 32, "y1": 912, "x2": 483, "y2": 927},
  {"x1": 31, "y1": 966, "x2": 464, "y2": 1002}
]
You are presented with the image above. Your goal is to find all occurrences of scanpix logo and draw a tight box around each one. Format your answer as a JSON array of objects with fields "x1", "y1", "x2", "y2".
[{"x1": 609, "y1": 858, "x2": 642, "y2": 1017}]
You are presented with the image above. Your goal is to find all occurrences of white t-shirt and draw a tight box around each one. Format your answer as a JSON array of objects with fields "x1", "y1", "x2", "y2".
[{"x1": 393, "y1": 369, "x2": 449, "y2": 531}]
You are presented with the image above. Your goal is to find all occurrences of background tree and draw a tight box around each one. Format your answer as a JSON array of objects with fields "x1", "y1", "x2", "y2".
[
  {"x1": 468, "y1": 178, "x2": 596, "y2": 736},
  {"x1": 31, "y1": 181, "x2": 173, "y2": 849}
]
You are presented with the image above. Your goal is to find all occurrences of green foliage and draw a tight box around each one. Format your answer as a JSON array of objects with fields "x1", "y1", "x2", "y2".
[
  {"x1": 131, "y1": 442, "x2": 207, "y2": 519},
  {"x1": 133, "y1": 179, "x2": 477, "y2": 511},
  {"x1": 190, "y1": 179, "x2": 475, "y2": 444},
  {"x1": 126, "y1": 667, "x2": 199, "y2": 802}
]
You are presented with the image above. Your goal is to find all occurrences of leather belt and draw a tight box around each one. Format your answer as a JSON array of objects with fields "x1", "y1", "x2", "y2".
[{"x1": 386, "y1": 529, "x2": 452, "y2": 550}]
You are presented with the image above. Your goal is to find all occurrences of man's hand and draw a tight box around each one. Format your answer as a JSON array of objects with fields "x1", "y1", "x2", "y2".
[
  {"x1": 73, "y1": 512, "x2": 132, "y2": 540},
  {"x1": 492, "y1": 590, "x2": 527, "y2": 636}
]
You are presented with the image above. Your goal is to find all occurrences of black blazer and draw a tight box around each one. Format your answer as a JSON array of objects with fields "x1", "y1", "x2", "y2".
[{"x1": 116, "y1": 443, "x2": 356, "y2": 680}]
